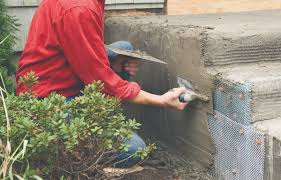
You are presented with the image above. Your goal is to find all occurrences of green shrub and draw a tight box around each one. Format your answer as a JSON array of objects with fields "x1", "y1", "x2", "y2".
[
  {"x1": 0, "y1": 75, "x2": 155, "y2": 179},
  {"x1": 0, "y1": 2, "x2": 154, "y2": 178},
  {"x1": 0, "y1": 0, "x2": 18, "y2": 64},
  {"x1": 0, "y1": 0, "x2": 19, "y2": 92},
  {"x1": 0, "y1": 66, "x2": 15, "y2": 93}
]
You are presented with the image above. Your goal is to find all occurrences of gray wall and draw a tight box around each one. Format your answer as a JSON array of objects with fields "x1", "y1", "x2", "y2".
[{"x1": 105, "y1": 16, "x2": 215, "y2": 169}]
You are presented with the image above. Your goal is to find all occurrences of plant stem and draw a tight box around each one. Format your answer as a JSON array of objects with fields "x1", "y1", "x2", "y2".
[
  {"x1": 0, "y1": 88, "x2": 10, "y2": 139},
  {"x1": 0, "y1": 34, "x2": 10, "y2": 46}
]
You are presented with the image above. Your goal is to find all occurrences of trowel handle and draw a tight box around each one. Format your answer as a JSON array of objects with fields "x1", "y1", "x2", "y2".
[
  {"x1": 178, "y1": 94, "x2": 185, "y2": 102},
  {"x1": 179, "y1": 94, "x2": 188, "y2": 103},
  {"x1": 178, "y1": 93, "x2": 195, "y2": 103}
]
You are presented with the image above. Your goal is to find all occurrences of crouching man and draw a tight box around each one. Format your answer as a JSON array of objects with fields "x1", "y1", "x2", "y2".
[{"x1": 16, "y1": 0, "x2": 188, "y2": 168}]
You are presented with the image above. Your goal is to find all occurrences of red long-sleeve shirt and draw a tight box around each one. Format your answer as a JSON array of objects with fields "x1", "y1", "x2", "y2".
[{"x1": 16, "y1": 0, "x2": 141, "y2": 100}]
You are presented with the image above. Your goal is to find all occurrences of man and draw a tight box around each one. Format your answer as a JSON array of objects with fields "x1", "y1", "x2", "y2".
[
  {"x1": 106, "y1": 41, "x2": 139, "y2": 81},
  {"x1": 16, "y1": 0, "x2": 188, "y2": 168}
]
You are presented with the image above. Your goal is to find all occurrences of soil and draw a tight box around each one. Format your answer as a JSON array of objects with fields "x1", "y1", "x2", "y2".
[{"x1": 121, "y1": 141, "x2": 215, "y2": 180}]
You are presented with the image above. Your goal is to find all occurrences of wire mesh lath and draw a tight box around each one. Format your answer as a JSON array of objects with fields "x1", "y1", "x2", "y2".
[
  {"x1": 209, "y1": 81, "x2": 265, "y2": 180},
  {"x1": 213, "y1": 80, "x2": 252, "y2": 125}
]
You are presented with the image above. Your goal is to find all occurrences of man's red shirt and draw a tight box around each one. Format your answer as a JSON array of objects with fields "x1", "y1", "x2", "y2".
[{"x1": 16, "y1": 0, "x2": 141, "y2": 100}]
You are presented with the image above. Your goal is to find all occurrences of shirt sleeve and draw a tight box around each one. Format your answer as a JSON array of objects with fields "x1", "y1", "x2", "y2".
[{"x1": 54, "y1": 7, "x2": 141, "y2": 100}]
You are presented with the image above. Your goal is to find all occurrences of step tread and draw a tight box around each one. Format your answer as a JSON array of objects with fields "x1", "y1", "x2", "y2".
[
  {"x1": 254, "y1": 118, "x2": 281, "y2": 140},
  {"x1": 109, "y1": 10, "x2": 281, "y2": 32},
  {"x1": 208, "y1": 62, "x2": 281, "y2": 92}
]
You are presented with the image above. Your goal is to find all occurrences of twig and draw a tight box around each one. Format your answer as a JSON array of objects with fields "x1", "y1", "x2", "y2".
[
  {"x1": 71, "y1": 152, "x2": 105, "y2": 174},
  {"x1": 0, "y1": 35, "x2": 10, "y2": 45},
  {"x1": 0, "y1": 73, "x2": 7, "y2": 93},
  {"x1": 0, "y1": 86, "x2": 10, "y2": 138},
  {"x1": 0, "y1": 86, "x2": 7, "y2": 95}
]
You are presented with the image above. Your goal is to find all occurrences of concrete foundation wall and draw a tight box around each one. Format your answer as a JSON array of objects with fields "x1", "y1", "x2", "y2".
[{"x1": 105, "y1": 17, "x2": 215, "y2": 169}]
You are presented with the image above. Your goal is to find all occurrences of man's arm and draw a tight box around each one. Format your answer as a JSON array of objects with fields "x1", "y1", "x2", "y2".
[{"x1": 130, "y1": 88, "x2": 188, "y2": 110}]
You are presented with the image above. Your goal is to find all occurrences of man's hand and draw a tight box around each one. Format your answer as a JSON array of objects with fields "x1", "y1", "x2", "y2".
[
  {"x1": 160, "y1": 87, "x2": 188, "y2": 110},
  {"x1": 110, "y1": 56, "x2": 140, "y2": 77}
]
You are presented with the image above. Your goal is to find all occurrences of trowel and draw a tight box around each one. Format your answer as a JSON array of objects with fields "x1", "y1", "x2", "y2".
[
  {"x1": 177, "y1": 77, "x2": 210, "y2": 103},
  {"x1": 106, "y1": 45, "x2": 209, "y2": 103}
]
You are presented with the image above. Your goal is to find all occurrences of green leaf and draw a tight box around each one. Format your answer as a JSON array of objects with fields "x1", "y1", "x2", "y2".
[{"x1": 14, "y1": 174, "x2": 24, "y2": 180}]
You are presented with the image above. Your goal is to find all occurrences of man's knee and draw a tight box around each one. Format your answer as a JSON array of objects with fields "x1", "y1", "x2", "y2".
[
  {"x1": 114, "y1": 132, "x2": 146, "y2": 167},
  {"x1": 128, "y1": 133, "x2": 146, "y2": 153}
]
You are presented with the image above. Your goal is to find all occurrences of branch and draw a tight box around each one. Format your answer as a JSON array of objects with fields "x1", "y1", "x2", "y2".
[{"x1": 0, "y1": 34, "x2": 11, "y2": 45}]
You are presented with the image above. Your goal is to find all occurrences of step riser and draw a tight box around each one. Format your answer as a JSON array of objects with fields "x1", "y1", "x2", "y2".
[
  {"x1": 254, "y1": 120, "x2": 281, "y2": 180},
  {"x1": 213, "y1": 80, "x2": 252, "y2": 125},
  {"x1": 213, "y1": 77, "x2": 281, "y2": 123},
  {"x1": 205, "y1": 32, "x2": 281, "y2": 66}
]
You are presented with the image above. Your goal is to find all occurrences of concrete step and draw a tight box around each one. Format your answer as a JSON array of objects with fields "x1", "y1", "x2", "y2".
[
  {"x1": 106, "y1": 10, "x2": 281, "y2": 67},
  {"x1": 254, "y1": 118, "x2": 281, "y2": 180},
  {"x1": 208, "y1": 62, "x2": 281, "y2": 123},
  {"x1": 208, "y1": 62, "x2": 281, "y2": 180}
]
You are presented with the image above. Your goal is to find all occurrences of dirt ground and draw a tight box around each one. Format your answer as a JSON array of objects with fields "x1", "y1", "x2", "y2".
[
  {"x1": 167, "y1": 0, "x2": 281, "y2": 15},
  {"x1": 115, "y1": 140, "x2": 214, "y2": 180}
]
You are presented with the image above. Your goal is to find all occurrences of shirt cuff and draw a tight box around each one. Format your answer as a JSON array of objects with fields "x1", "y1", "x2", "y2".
[{"x1": 119, "y1": 82, "x2": 141, "y2": 101}]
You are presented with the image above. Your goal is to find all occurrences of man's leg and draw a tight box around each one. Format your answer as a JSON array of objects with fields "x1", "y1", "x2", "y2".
[
  {"x1": 106, "y1": 41, "x2": 146, "y2": 167},
  {"x1": 114, "y1": 132, "x2": 146, "y2": 168}
]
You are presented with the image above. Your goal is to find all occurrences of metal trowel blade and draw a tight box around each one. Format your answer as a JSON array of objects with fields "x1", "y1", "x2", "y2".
[
  {"x1": 177, "y1": 77, "x2": 194, "y2": 90},
  {"x1": 177, "y1": 77, "x2": 210, "y2": 102}
]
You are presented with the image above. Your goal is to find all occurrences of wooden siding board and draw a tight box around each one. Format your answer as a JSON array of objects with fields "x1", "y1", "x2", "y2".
[
  {"x1": 106, "y1": 3, "x2": 163, "y2": 10},
  {"x1": 6, "y1": 0, "x2": 40, "y2": 7},
  {"x1": 134, "y1": 0, "x2": 164, "y2": 3},
  {"x1": 6, "y1": 0, "x2": 164, "y2": 7}
]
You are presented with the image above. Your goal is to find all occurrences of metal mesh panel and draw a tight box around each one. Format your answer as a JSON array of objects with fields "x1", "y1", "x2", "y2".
[
  {"x1": 213, "y1": 80, "x2": 252, "y2": 125},
  {"x1": 208, "y1": 111, "x2": 265, "y2": 180}
]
